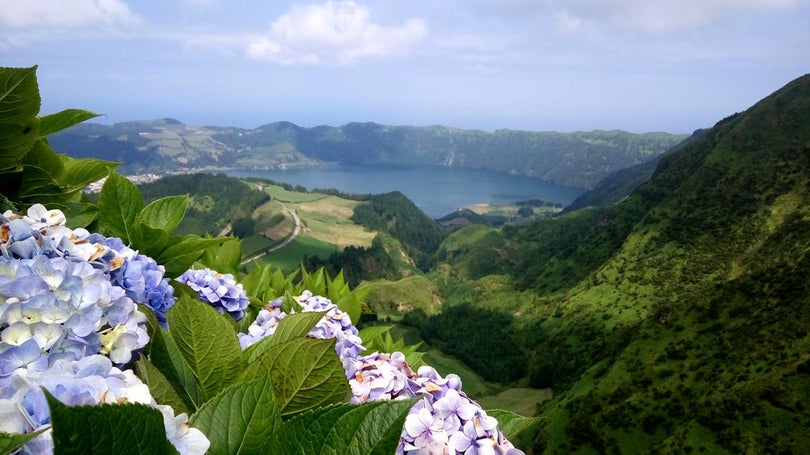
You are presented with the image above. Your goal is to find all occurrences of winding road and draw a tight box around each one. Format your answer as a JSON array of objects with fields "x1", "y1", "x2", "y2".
[{"x1": 240, "y1": 201, "x2": 301, "y2": 265}]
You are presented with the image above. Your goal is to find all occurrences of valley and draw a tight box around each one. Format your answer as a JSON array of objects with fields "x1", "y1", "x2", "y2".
[{"x1": 122, "y1": 74, "x2": 810, "y2": 454}]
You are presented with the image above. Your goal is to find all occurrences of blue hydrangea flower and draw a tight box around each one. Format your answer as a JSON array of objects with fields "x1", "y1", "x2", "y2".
[
  {"x1": 0, "y1": 255, "x2": 148, "y2": 371},
  {"x1": 0, "y1": 205, "x2": 176, "y2": 327},
  {"x1": 177, "y1": 268, "x2": 249, "y2": 321},
  {"x1": 237, "y1": 290, "x2": 364, "y2": 363},
  {"x1": 0, "y1": 354, "x2": 210, "y2": 455},
  {"x1": 87, "y1": 235, "x2": 176, "y2": 327}
]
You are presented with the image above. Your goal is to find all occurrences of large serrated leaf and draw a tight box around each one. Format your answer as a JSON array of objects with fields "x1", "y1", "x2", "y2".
[
  {"x1": 0, "y1": 66, "x2": 40, "y2": 166},
  {"x1": 189, "y1": 375, "x2": 281, "y2": 455},
  {"x1": 268, "y1": 399, "x2": 417, "y2": 454},
  {"x1": 97, "y1": 172, "x2": 143, "y2": 243},
  {"x1": 134, "y1": 357, "x2": 190, "y2": 416},
  {"x1": 45, "y1": 389, "x2": 177, "y2": 455},
  {"x1": 240, "y1": 337, "x2": 349, "y2": 417},
  {"x1": 484, "y1": 409, "x2": 541, "y2": 441},
  {"x1": 242, "y1": 311, "x2": 327, "y2": 363},
  {"x1": 38, "y1": 108, "x2": 99, "y2": 136},
  {"x1": 148, "y1": 326, "x2": 205, "y2": 412},
  {"x1": 140, "y1": 195, "x2": 188, "y2": 233},
  {"x1": 167, "y1": 294, "x2": 245, "y2": 401}
]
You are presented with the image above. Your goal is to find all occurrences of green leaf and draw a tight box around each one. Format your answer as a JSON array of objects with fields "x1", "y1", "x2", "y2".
[
  {"x1": 62, "y1": 201, "x2": 99, "y2": 229},
  {"x1": 0, "y1": 66, "x2": 40, "y2": 166},
  {"x1": 60, "y1": 156, "x2": 115, "y2": 190},
  {"x1": 189, "y1": 375, "x2": 282, "y2": 455},
  {"x1": 484, "y1": 409, "x2": 541, "y2": 441},
  {"x1": 240, "y1": 337, "x2": 349, "y2": 417},
  {"x1": 334, "y1": 293, "x2": 362, "y2": 327},
  {"x1": 134, "y1": 357, "x2": 190, "y2": 416},
  {"x1": 148, "y1": 326, "x2": 205, "y2": 412},
  {"x1": 273, "y1": 310, "x2": 327, "y2": 344},
  {"x1": 166, "y1": 294, "x2": 245, "y2": 401},
  {"x1": 300, "y1": 267, "x2": 326, "y2": 295},
  {"x1": 157, "y1": 235, "x2": 226, "y2": 277},
  {"x1": 140, "y1": 195, "x2": 188, "y2": 233},
  {"x1": 97, "y1": 172, "x2": 143, "y2": 243},
  {"x1": 133, "y1": 218, "x2": 169, "y2": 259},
  {"x1": 45, "y1": 389, "x2": 176, "y2": 455},
  {"x1": 0, "y1": 429, "x2": 48, "y2": 455},
  {"x1": 200, "y1": 237, "x2": 242, "y2": 276},
  {"x1": 357, "y1": 325, "x2": 393, "y2": 349},
  {"x1": 268, "y1": 399, "x2": 418, "y2": 455},
  {"x1": 38, "y1": 108, "x2": 99, "y2": 136},
  {"x1": 242, "y1": 311, "x2": 327, "y2": 363}
]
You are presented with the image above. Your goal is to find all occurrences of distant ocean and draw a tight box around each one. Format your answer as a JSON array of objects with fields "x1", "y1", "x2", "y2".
[{"x1": 224, "y1": 164, "x2": 585, "y2": 219}]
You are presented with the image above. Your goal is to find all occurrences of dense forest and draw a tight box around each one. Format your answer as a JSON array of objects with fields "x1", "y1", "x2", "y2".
[{"x1": 139, "y1": 173, "x2": 269, "y2": 236}]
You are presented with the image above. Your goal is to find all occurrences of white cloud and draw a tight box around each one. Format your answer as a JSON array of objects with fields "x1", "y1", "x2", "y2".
[
  {"x1": 549, "y1": 0, "x2": 800, "y2": 32},
  {"x1": 0, "y1": 0, "x2": 140, "y2": 29},
  {"x1": 246, "y1": 1, "x2": 428, "y2": 65}
]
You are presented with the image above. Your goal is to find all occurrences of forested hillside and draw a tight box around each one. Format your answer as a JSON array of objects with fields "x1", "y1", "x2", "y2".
[
  {"x1": 49, "y1": 119, "x2": 687, "y2": 189},
  {"x1": 418, "y1": 74, "x2": 810, "y2": 453}
]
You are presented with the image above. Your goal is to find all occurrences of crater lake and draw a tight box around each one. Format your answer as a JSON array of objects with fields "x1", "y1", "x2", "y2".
[{"x1": 224, "y1": 164, "x2": 586, "y2": 219}]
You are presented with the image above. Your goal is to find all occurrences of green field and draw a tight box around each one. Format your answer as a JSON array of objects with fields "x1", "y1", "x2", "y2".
[
  {"x1": 476, "y1": 388, "x2": 553, "y2": 416},
  {"x1": 240, "y1": 234, "x2": 276, "y2": 257},
  {"x1": 253, "y1": 234, "x2": 338, "y2": 274}
]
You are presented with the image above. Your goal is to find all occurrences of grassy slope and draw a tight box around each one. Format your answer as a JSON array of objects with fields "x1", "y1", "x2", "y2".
[{"x1": 521, "y1": 74, "x2": 810, "y2": 453}]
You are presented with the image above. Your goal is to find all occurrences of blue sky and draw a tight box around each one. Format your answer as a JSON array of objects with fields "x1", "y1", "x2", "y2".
[{"x1": 2, "y1": 0, "x2": 809, "y2": 133}]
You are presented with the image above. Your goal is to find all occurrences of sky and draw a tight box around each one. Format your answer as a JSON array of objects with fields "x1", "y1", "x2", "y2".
[{"x1": 2, "y1": 0, "x2": 809, "y2": 134}]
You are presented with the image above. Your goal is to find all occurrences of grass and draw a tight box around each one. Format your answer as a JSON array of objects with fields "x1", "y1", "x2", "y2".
[
  {"x1": 294, "y1": 196, "x2": 375, "y2": 249},
  {"x1": 255, "y1": 234, "x2": 338, "y2": 274},
  {"x1": 360, "y1": 276, "x2": 442, "y2": 319},
  {"x1": 260, "y1": 184, "x2": 327, "y2": 203},
  {"x1": 476, "y1": 388, "x2": 553, "y2": 416},
  {"x1": 240, "y1": 234, "x2": 275, "y2": 257}
]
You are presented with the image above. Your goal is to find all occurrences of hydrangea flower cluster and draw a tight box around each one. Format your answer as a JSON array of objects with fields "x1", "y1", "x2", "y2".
[
  {"x1": 345, "y1": 353, "x2": 522, "y2": 454},
  {"x1": 177, "y1": 268, "x2": 249, "y2": 321},
  {"x1": 0, "y1": 354, "x2": 209, "y2": 454},
  {"x1": 239, "y1": 291, "x2": 523, "y2": 454},
  {"x1": 0, "y1": 255, "x2": 148, "y2": 370},
  {"x1": 238, "y1": 290, "x2": 364, "y2": 363},
  {"x1": 0, "y1": 205, "x2": 208, "y2": 454},
  {"x1": 0, "y1": 204, "x2": 175, "y2": 326}
]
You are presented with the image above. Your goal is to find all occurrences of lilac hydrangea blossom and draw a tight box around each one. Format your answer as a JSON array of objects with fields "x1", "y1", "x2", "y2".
[
  {"x1": 0, "y1": 205, "x2": 176, "y2": 326},
  {"x1": 0, "y1": 255, "x2": 148, "y2": 371},
  {"x1": 0, "y1": 354, "x2": 209, "y2": 455},
  {"x1": 177, "y1": 268, "x2": 249, "y2": 321},
  {"x1": 238, "y1": 290, "x2": 364, "y2": 363},
  {"x1": 237, "y1": 290, "x2": 524, "y2": 454}
]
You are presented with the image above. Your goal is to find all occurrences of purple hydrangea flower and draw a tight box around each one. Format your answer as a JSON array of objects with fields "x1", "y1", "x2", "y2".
[
  {"x1": 177, "y1": 268, "x2": 249, "y2": 321},
  {"x1": 0, "y1": 354, "x2": 209, "y2": 455},
  {"x1": 238, "y1": 290, "x2": 364, "y2": 363}
]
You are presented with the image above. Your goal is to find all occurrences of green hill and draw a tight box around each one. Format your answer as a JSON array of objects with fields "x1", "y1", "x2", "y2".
[
  {"x1": 50, "y1": 120, "x2": 687, "y2": 189},
  {"x1": 415, "y1": 74, "x2": 810, "y2": 453}
]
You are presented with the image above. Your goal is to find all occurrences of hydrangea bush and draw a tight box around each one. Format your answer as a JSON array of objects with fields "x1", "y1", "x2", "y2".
[{"x1": 0, "y1": 65, "x2": 533, "y2": 455}]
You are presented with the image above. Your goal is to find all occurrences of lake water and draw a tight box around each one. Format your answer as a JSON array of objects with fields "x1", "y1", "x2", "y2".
[{"x1": 225, "y1": 164, "x2": 586, "y2": 219}]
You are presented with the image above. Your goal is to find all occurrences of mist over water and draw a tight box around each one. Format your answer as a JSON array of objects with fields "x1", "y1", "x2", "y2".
[{"x1": 225, "y1": 164, "x2": 586, "y2": 219}]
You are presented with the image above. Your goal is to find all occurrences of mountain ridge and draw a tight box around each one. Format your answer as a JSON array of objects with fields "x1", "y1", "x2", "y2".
[
  {"x1": 49, "y1": 119, "x2": 688, "y2": 190},
  {"x1": 412, "y1": 73, "x2": 810, "y2": 453}
]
